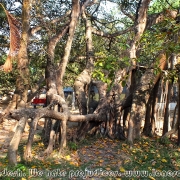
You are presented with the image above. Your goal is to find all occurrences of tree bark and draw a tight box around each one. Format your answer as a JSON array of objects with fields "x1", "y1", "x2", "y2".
[
  {"x1": 74, "y1": 9, "x2": 95, "y2": 140},
  {"x1": 56, "y1": 0, "x2": 80, "y2": 151},
  {"x1": 128, "y1": 53, "x2": 167, "y2": 144},
  {"x1": 177, "y1": 68, "x2": 180, "y2": 146},
  {"x1": 143, "y1": 78, "x2": 160, "y2": 136},
  {"x1": 162, "y1": 80, "x2": 173, "y2": 135},
  {"x1": 7, "y1": 0, "x2": 31, "y2": 165},
  {"x1": 8, "y1": 117, "x2": 28, "y2": 165},
  {"x1": 129, "y1": 0, "x2": 151, "y2": 66},
  {"x1": 163, "y1": 54, "x2": 174, "y2": 135},
  {"x1": 2, "y1": 0, "x2": 31, "y2": 119},
  {"x1": 126, "y1": 0, "x2": 151, "y2": 145},
  {"x1": 74, "y1": 10, "x2": 94, "y2": 116},
  {"x1": 42, "y1": 26, "x2": 69, "y2": 156},
  {"x1": 161, "y1": 104, "x2": 178, "y2": 139}
]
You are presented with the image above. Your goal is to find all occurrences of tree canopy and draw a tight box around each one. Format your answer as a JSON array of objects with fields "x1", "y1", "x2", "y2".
[{"x1": 0, "y1": 0, "x2": 179, "y2": 88}]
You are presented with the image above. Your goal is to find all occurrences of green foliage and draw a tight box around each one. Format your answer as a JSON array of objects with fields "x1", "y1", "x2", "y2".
[
  {"x1": 92, "y1": 52, "x2": 119, "y2": 85},
  {"x1": 68, "y1": 141, "x2": 78, "y2": 151},
  {"x1": 138, "y1": 11, "x2": 180, "y2": 81},
  {"x1": 149, "y1": 0, "x2": 180, "y2": 13},
  {"x1": 121, "y1": 80, "x2": 126, "y2": 87},
  {"x1": 160, "y1": 136, "x2": 171, "y2": 145},
  {"x1": 0, "y1": 56, "x2": 18, "y2": 94},
  {"x1": 0, "y1": 5, "x2": 6, "y2": 18},
  {"x1": 0, "y1": 0, "x2": 179, "y2": 93}
]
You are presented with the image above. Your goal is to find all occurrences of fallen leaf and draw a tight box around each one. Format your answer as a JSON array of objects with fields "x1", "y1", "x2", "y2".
[
  {"x1": 111, "y1": 161, "x2": 117, "y2": 164},
  {"x1": 138, "y1": 159, "x2": 143, "y2": 164},
  {"x1": 174, "y1": 166, "x2": 179, "y2": 170},
  {"x1": 156, "y1": 154, "x2": 160, "y2": 158},
  {"x1": 124, "y1": 159, "x2": 130, "y2": 164},
  {"x1": 161, "y1": 159, "x2": 167, "y2": 163},
  {"x1": 95, "y1": 151, "x2": 100, "y2": 155},
  {"x1": 106, "y1": 168, "x2": 111, "y2": 171},
  {"x1": 132, "y1": 150, "x2": 136, "y2": 153},
  {"x1": 174, "y1": 152, "x2": 179, "y2": 156},
  {"x1": 149, "y1": 176, "x2": 156, "y2": 180},
  {"x1": 65, "y1": 155, "x2": 71, "y2": 160},
  {"x1": 82, "y1": 150, "x2": 86, "y2": 154},
  {"x1": 122, "y1": 143, "x2": 127, "y2": 147},
  {"x1": 152, "y1": 161, "x2": 156, "y2": 166},
  {"x1": 119, "y1": 166, "x2": 125, "y2": 173}
]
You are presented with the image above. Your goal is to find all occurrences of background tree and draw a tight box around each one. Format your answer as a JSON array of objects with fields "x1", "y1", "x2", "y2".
[{"x1": 7, "y1": 0, "x2": 31, "y2": 165}]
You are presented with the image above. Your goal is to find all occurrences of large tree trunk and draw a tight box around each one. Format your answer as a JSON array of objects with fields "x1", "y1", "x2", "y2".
[
  {"x1": 56, "y1": 0, "x2": 80, "y2": 151},
  {"x1": 106, "y1": 69, "x2": 127, "y2": 139},
  {"x1": 163, "y1": 55, "x2": 174, "y2": 135},
  {"x1": 126, "y1": 0, "x2": 151, "y2": 144},
  {"x1": 8, "y1": 0, "x2": 31, "y2": 165},
  {"x1": 128, "y1": 53, "x2": 167, "y2": 144},
  {"x1": 24, "y1": 25, "x2": 69, "y2": 159},
  {"x1": 74, "y1": 9, "x2": 94, "y2": 115},
  {"x1": 2, "y1": 0, "x2": 31, "y2": 117},
  {"x1": 150, "y1": 79, "x2": 160, "y2": 136},
  {"x1": 74, "y1": 10, "x2": 95, "y2": 140},
  {"x1": 129, "y1": 0, "x2": 151, "y2": 66},
  {"x1": 8, "y1": 116, "x2": 28, "y2": 165},
  {"x1": 42, "y1": 26, "x2": 69, "y2": 156},
  {"x1": 76, "y1": 68, "x2": 127, "y2": 140},
  {"x1": 143, "y1": 78, "x2": 160, "y2": 136},
  {"x1": 162, "y1": 80, "x2": 173, "y2": 135},
  {"x1": 143, "y1": 89, "x2": 153, "y2": 136}
]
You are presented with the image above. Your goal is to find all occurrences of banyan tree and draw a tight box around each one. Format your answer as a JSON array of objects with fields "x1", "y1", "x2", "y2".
[{"x1": 0, "y1": 0, "x2": 179, "y2": 165}]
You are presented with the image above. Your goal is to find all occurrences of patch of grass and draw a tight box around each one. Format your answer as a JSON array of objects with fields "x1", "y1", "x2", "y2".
[
  {"x1": 121, "y1": 137, "x2": 180, "y2": 180},
  {"x1": 159, "y1": 136, "x2": 171, "y2": 145},
  {"x1": 67, "y1": 141, "x2": 78, "y2": 151}
]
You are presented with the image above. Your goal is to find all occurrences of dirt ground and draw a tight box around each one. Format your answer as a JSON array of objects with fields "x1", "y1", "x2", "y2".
[
  {"x1": 0, "y1": 102, "x2": 79, "y2": 159},
  {"x1": 0, "y1": 102, "x2": 130, "y2": 171},
  {"x1": 1, "y1": 102, "x2": 179, "y2": 180},
  {"x1": 0, "y1": 102, "x2": 29, "y2": 158}
]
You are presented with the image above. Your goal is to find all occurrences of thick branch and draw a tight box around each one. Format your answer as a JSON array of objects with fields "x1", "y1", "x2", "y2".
[
  {"x1": 92, "y1": 26, "x2": 133, "y2": 38},
  {"x1": 146, "y1": 10, "x2": 177, "y2": 29},
  {"x1": 9, "y1": 107, "x2": 99, "y2": 123},
  {"x1": 29, "y1": 10, "x2": 71, "y2": 36},
  {"x1": 119, "y1": 5, "x2": 135, "y2": 21}
]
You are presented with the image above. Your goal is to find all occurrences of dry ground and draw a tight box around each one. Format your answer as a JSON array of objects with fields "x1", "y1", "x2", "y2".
[
  {"x1": 1, "y1": 102, "x2": 180, "y2": 180},
  {"x1": 0, "y1": 102, "x2": 130, "y2": 172}
]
